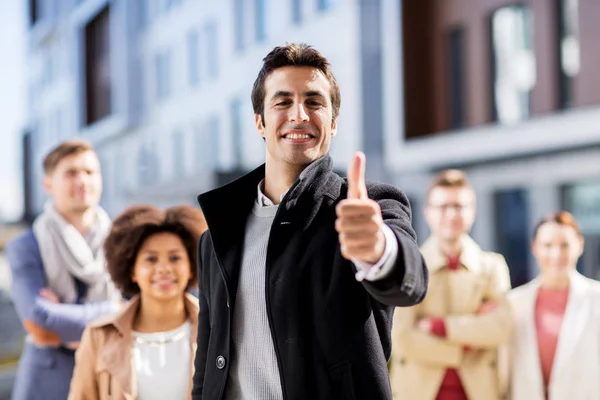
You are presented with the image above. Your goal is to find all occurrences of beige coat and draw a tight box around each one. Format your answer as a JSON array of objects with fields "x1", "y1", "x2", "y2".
[
  {"x1": 68, "y1": 293, "x2": 199, "y2": 400},
  {"x1": 390, "y1": 236, "x2": 512, "y2": 400},
  {"x1": 504, "y1": 271, "x2": 600, "y2": 400}
]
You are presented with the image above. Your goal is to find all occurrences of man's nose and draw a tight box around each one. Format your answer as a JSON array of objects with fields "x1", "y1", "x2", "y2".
[
  {"x1": 74, "y1": 172, "x2": 87, "y2": 184},
  {"x1": 289, "y1": 103, "x2": 309, "y2": 122}
]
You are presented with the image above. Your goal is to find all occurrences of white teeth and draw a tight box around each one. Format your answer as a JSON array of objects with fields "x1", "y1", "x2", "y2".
[{"x1": 285, "y1": 133, "x2": 311, "y2": 139}]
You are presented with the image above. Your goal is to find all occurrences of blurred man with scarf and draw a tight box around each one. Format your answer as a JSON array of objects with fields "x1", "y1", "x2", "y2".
[{"x1": 6, "y1": 139, "x2": 120, "y2": 400}]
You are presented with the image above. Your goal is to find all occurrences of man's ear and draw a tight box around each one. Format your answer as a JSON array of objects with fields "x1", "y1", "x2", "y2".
[
  {"x1": 42, "y1": 175, "x2": 52, "y2": 195},
  {"x1": 331, "y1": 118, "x2": 338, "y2": 136},
  {"x1": 255, "y1": 114, "x2": 265, "y2": 139}
]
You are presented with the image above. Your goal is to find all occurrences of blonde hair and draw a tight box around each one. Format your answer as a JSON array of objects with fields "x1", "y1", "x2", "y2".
[{"x1": 427, "y1": 169, "x2": 472, "y2": 199}]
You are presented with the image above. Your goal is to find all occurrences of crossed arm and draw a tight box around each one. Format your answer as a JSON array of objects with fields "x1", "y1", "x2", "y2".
[
  {"x1": 6, "y1": 236, "x2": 117, "y2": 345},
  {"x1": 392, "y1": 258, "x2": 513, "y2": 367}
]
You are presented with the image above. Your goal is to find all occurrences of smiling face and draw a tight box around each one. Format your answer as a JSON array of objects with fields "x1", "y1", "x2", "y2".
[
  {"x1": 533, "y1": 221, "x2": 583, "y2": 284},
  {"x1": 424, "y1": 186, "x2": 476, "y2": 242},
  {"x1": 131, "y1": 232, "x2": 192, "y2": 302},
  {"x1": 43, "y1": 150, "x2": 102, "y2": 215},
  {"x1": 256, "y1": 65, "x2": 337, "y2": 170}
]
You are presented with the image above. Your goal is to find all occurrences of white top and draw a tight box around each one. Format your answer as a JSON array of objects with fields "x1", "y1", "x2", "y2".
[{"x1": 132, "y1": 320, "x2": 191, "y2": 400}]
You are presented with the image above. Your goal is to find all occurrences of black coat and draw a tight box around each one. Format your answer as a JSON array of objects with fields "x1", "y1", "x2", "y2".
[{"x1": 192, "y1": 155, "x2": 428, "y2": 400}]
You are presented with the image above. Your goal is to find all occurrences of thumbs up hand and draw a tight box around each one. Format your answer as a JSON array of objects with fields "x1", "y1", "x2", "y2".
[{"x1": 335, "y1": 152, "x2": 385, "y2": 264}]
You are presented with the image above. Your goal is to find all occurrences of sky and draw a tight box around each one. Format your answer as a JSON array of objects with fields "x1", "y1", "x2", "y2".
[{"x1": 0, "y1": 1, "x2": 26, "y2": 222}]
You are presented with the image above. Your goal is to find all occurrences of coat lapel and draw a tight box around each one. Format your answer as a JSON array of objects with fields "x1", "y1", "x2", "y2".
[
  {"x1": 97, "y1": 297, "x2": 139, "y2": 398},
  {"x1": 186, "y1": 294, "x2": 199, "y2": 400},
  {"x1": 197, "y1": 155, "x2": 341, "y2": 309},
  {"x1": 549, "y1": 271, "x2": 590, "y2": 380},
  {"x1": 95, "y1": 294, "x2": 200, "y2": 400}
]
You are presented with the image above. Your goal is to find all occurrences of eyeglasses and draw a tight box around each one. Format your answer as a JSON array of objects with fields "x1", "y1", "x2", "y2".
[{"x1": 427, "y1": 203, "x2": 472, "y2": 213}]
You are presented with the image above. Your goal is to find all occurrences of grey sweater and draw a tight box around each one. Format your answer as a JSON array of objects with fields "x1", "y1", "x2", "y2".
[{"x1": 224, "y1": 201, "x2": 283, "y2": 400}]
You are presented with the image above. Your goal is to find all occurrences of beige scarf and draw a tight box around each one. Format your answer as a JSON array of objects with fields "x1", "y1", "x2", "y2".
[{"x1": 32, "y1": 202, "x2": 120, "y2": 304}]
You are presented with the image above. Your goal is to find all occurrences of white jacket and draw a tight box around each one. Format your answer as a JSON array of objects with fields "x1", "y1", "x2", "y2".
[{"x1": 504, "y1": 271, "x2": 600, "y2": 400}]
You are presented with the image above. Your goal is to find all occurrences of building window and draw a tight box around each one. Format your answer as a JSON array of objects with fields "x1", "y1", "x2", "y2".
[
  {"x1": 85, "y1": 6, "x2": 112, "y2": 125},
  {"x1": 230, "y1": 98, "x2": 243, "y2": 166},
  {"x1": 557, "y1": 0, "x2": 580, "y2": 109},
  {"x1": 317, "y1": 0, "x2": 335, "y2": 12},
  {"x1": 205, "y1": 22, "x2": 219, "y2": 79},
  {"x1": 494, "y1": 189, "x2": 531, "y2": 288},
  {"x1": 172, "y1": 130, "x2": 185, "y2": 177},
  {"x1": 234, "y1": 0, "x2": 245, "y2": 51},
  {"x1": 490, "y1": 5, "x2": 535, "y2": 125},
  {"x1": 255, "y1": 0, "x2": 267, "y2": 42},
  {"x1": 29, "y1": 0, "x2": 38, "y2": 26},
  {"x1": 155, "y1": 50, "x2": 172, "y2": 100},
  {"x1": 562, "y1": 180, "x2": 600, "y2": 279},
  {"x1": 292, "y1": 0, "x2": 302, "y2": 24},
  {"x1": 43, "y1": 46, "x2": 54, "y2": 88},
  {"x1": 447, "y1": 27, "x2": 466, "y2": 130},
  {"x1": 137, "y1": 0, "x2": 150, "y2": 30},
  {"x1": 188, "y1": 30, "x2": 200, "y2": 86}
]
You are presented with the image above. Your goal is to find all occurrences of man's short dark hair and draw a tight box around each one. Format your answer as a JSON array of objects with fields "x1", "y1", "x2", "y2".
[
  {"x1": 251, "y1": 43, "x2": 341, "y2": 126},
  {"x1": 104, "y1": 204, "x2": 207, "y2": 297}
]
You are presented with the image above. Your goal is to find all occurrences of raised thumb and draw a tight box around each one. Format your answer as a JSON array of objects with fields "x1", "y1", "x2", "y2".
[{"x1": 347, "y1": 152, "x2": 367, "y2": 199}]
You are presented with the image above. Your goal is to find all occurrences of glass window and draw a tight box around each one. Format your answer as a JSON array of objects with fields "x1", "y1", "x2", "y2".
[
  {"x1": 85, "y1": 6, "x2": 112, "y2": 125},
  {"x1": 155, "y1": 50, "x2": 172, "y2": 100},
  {"x1": 234, "y1": 0, "x2": 245, "y2": 52},
  {"x1": 256, "y1": 0, "x2": 267, "y2": 42},
  {"x1": 557, "y1": 0, "x2": 580, "y2": 109},
  {"x1": 447, "y1": 27, "x2": 466, "y2": 130},
  {"x1": 188, "y1": 30, "x2": 200, "y2": 86},
  {"x1": 205, "y1": 22, "x2": 219, "y2": 79},
  {"x1": 490, "y1": 5, "x2": 535, "y2": 125},
  {"x1": 317, "y1": 0, "x2": 335, "y2": 12},
  {"x1": 172, "y1": 130, "x2": 185, "y2": 177},
  {"x1": 137, "y1": 0, "x2": 150, "y2": 30},
  {"x1": 292, "y1": 0, "x2": 302, "y2": 24},
  {"x1": 494, "y1": 189, "x2": 531, "y2": 287},
  {"x1": 562, "y1": 180, "x2": 600, "y2": 279}
]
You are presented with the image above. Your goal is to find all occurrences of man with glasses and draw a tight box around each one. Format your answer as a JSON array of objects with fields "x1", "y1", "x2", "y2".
[{"x1": 390, "y1": 170, "x2": 512, "y2": 400}]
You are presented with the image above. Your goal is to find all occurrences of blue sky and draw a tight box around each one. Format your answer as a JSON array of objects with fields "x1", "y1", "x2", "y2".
[{"x1": 0, "y1": 2, "x2": 26, "y2": 222}]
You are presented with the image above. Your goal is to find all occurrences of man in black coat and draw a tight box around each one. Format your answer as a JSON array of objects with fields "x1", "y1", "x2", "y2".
[{"x1": 192, "y1": 43, "x2": 428, "y2": 400}]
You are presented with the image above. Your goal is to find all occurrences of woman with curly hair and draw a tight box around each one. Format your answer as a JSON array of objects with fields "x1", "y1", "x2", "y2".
[{"x1": 68, "y1": 204, "x2": 207, "y2": 400}]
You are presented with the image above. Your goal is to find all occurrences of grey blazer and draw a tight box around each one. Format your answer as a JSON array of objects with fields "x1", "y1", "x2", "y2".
[{"x1": 6, "y1": 230, "x2": 115, "y2": 400}]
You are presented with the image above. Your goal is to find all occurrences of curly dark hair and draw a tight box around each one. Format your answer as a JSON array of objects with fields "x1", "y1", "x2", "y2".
[{"x1": 104, "y1": 204, "x2": 207, "y2": 297}]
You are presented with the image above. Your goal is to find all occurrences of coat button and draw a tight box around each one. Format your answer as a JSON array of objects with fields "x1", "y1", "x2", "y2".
[{"x1": 216, "y1": 355, "x2": 226, "y2": 369}]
